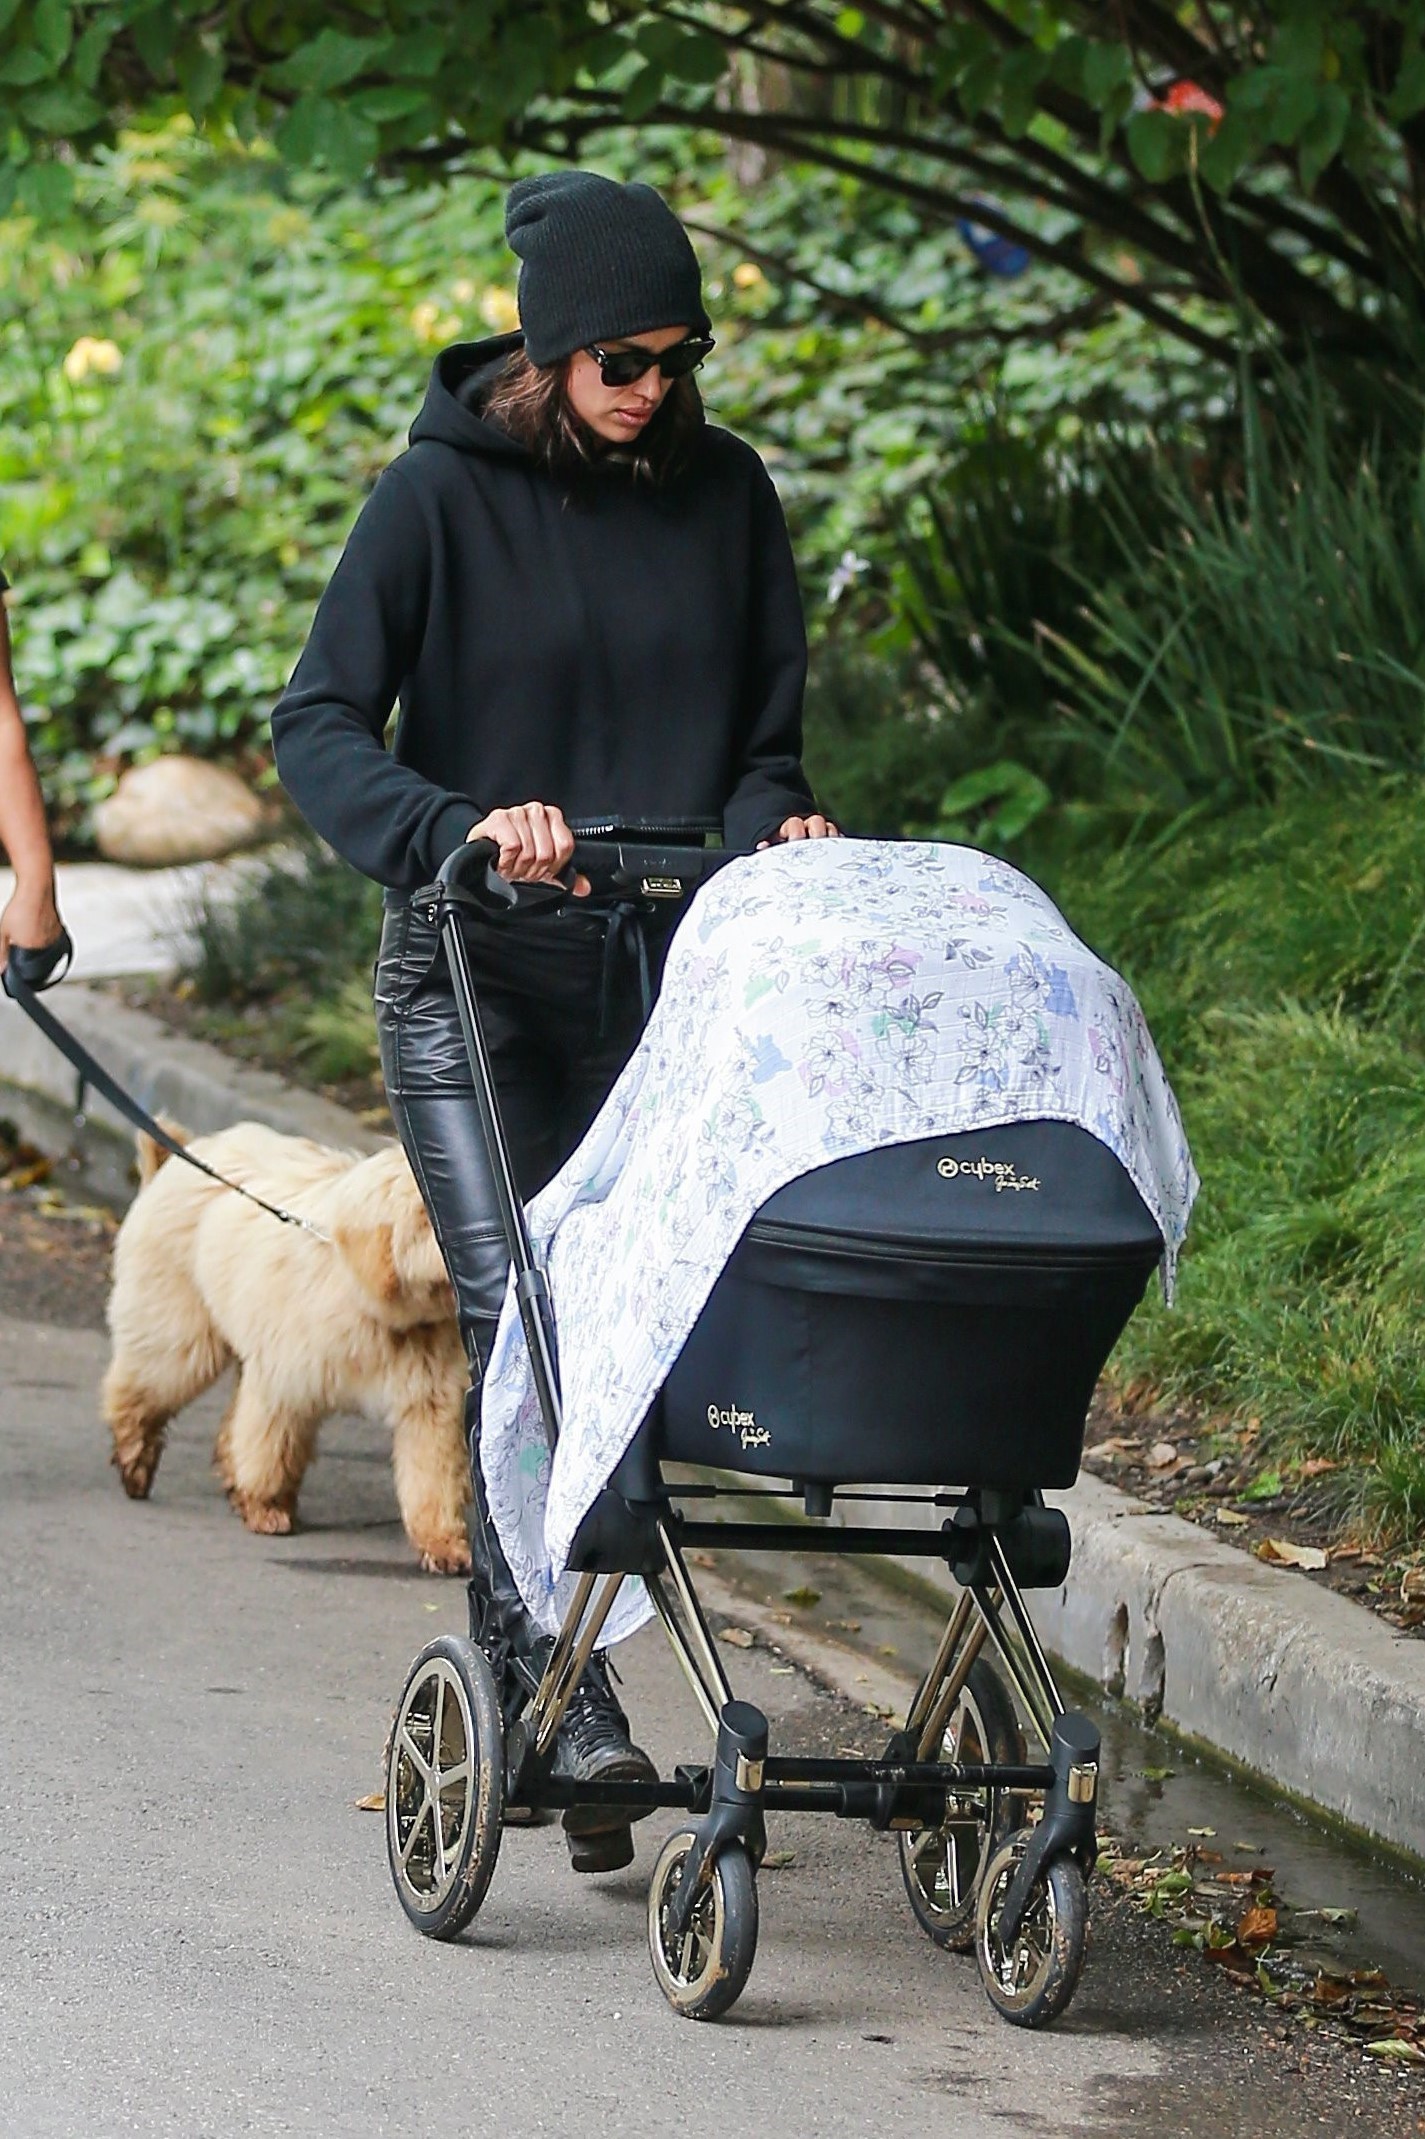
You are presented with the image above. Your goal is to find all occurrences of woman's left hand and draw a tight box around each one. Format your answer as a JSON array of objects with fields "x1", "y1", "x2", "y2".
[{"x1": 757, "y1": 814, "x2": 840, "y2": 848}]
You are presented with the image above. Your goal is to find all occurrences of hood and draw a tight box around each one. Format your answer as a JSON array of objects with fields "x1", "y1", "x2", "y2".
[{"x1": 407, "y1": 334, "x2": 531, "y2": 457}]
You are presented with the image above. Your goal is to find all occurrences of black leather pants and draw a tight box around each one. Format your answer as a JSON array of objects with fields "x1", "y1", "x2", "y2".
[{"x1": 373, "y1": 896, "x2": 673, "y2": 1375}]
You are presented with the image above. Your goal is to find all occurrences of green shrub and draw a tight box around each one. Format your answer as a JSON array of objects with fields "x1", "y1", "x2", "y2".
[
  {"x1": 1048, "y1": 784, "x2": 1425, "y2": 1540},
  {"x1": 184, "y1": 838, "x2": 382, "y2": 1006},
  {"x1": 1044, "y1": 366, "x2": 1425, "y2": 811}
]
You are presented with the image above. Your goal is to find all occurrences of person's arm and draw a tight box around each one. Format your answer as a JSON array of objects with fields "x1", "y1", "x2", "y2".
[
  {"x1": 269, "y1": 464, "x2": 482, "y2": 891},
  {"x1": 721, "y1": 457, "x2": 834, "y2": 852},
  {"x1": 0, "y1": 593, "x2": 64, "y2": 967}
]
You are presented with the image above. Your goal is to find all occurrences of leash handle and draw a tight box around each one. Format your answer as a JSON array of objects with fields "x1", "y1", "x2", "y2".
[{"x1": 3, "y1": 927, "x2": 73, "y2": 996}]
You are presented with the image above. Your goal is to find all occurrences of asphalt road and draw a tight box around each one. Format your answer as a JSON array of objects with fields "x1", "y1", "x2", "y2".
[{"x1": 1, "y1": 1313, "x2": 1420, "y2": 2139}]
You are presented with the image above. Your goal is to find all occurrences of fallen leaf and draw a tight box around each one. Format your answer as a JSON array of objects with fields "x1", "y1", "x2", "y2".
[
  {"x1": 690, "y1": 1552, "x2": 716, "y2": 1570},
  {"x1": 761, "y1": 1848, "x2": 797, "y2": 1870},
  {"x1": 782, "y1": 1585, "x2": 821, "y2": 1607},
  {"x1": 1299, "y1": 1457, "x2": 1338, "y2": 1479},
  {"x1": 1403, "y1": 1568, "x2": 1425, "y2": 1605},
  {"x1": 1237, "y1": 1903, "x2": 1279, "y2": 1946},
  {"x1": 354, "y1": 1792, "x2": 386, "y2": 1812},
  {"x1": 1241, "y1": 1468, "x2": 1284, "y2": 1503},
  {"x1": 1215, "y1": 1508, "x2": 1250, "y2": 1527},
  {"x1": 1310, "y1": 1973, "x2": 1353, "y2": 2006},
  {"x1": 1140, "y1": 1765, "x2": 1175, "y2": 1783},
  {"x1": 1147, "y1": 1440, "x2": 1179, "y2": 1469},
  {"x1": 718, "y1": 1626, "x2": 754, "y2": 1648},
  {"x1": 1364, "y1": 2039, "x2": 1425, "y2": 2063},
  {"x1": 1187, "y1": 1826, "x2": 1217, "y2": 1838},
  {"x1": 769, "y1": 1665, "x2": 795, "y2": 1676},
  {"x1": 1258, "y1": 1538, "x2": 1328, "y2": 1571},
  {"x1": 828, "y1": 1618, "x2": 861, "y2": 1633}
]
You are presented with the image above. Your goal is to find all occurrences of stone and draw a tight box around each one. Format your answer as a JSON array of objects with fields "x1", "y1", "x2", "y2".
[{"x1": 93, "y1": 757, "x2": 272, "y2": 866}]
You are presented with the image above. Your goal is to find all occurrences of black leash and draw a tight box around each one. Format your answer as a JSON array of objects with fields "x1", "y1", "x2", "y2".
[{"x1": 3, "y1": 932, "x2": 332, "y2": 1240}]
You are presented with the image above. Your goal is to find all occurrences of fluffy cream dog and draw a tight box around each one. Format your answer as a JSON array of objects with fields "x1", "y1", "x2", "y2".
[{"x1": 102, "y1": 1122, "x2": 472, "y2": 1573}]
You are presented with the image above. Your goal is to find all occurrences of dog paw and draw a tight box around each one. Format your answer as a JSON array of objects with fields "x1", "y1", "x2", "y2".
[
  {"x1": 418, "y1": 1538, "x2": 473, "y2": 1576},
  {"x1": 234, "y1": 1497, "x2": 297, "y2": 1536},
  {"x1": 111, "y1": 1450, "x2": 156, "y2": 1500}
]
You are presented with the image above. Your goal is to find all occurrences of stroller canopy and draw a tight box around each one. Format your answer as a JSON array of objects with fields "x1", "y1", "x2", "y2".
[{"x1": 480, "y1": 838, "x2": 1198, "y2": 1638}]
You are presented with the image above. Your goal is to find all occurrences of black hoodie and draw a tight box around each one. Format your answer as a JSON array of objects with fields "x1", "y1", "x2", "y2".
[{"x1": 269, "y1": 335, "x2": 816, "y2": 894}]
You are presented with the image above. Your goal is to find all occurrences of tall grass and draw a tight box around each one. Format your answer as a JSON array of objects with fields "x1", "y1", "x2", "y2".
[
  {"x1": 1051, "y1": 783, "x2": 1425, "y2": 1541},
  {"x1": 1044, "y1": 367, "x2": 1425, "y2": 811}
]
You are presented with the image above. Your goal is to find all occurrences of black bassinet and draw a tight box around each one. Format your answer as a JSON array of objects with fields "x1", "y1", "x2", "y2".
[{"x1": 657, "y1": 1119, "x2": 1164, "y2": 1490}]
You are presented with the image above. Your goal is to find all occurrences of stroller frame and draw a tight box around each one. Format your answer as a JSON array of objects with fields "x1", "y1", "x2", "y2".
[{"x1": 384, "y1": 838, "x2": 1104, "y2": 2030}]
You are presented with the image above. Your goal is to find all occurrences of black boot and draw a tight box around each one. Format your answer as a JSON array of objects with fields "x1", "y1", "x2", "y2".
[{"x1": 553, "y1": 1651, "x2": 658, "y2": 1873}]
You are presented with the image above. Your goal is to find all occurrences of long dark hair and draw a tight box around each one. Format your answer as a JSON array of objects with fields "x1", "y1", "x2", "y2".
[{"x1": 482, "y1": 346, "x2": 703, "y2": 486}]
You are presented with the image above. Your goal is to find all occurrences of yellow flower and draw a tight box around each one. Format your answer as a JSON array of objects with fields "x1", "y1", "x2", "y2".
[
  {"x1": 410, "y1": 299, "x2": 442, "y2": 343},
  {"x1": 732, "y1": 261, "x2": 767, "y2": 291},
  {"x1": 451, "y1": 278, "x2": 476, "y2": 304},
  {"x1": 479, "y1": 285, "x2": 521, "y2": 334},
  {"x1": 62, "y1": 337, "x2": 123, "y2": 383}
]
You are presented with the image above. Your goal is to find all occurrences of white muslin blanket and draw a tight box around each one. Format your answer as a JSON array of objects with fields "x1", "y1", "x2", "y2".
[{"x1": 481, "y1": 840, "x2": 1197, "y2": 1643}]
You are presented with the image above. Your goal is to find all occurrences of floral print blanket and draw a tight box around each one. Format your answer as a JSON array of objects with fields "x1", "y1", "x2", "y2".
[{"x1": 481, "y1": 839, "x2": 1197, "y2": 1643}]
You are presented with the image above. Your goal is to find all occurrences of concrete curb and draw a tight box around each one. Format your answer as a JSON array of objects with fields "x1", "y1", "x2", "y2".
[
  {"x1": 0, "y1": 982, "x2": 386, "y2": 1154},
  {"x1": 825, "y1": 1477, "x2": 1425, "y2": 1862},
  {"x1": 6, "y1": 991, "x2": 1420, "y2": 1856}
]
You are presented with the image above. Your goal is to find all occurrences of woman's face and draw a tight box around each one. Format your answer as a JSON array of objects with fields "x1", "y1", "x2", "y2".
[{"x1": 563, "y1": 323, "x2": 691, "y2": 445}]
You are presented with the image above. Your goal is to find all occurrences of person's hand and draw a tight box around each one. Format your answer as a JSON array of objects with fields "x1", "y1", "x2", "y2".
[
  {"x1": 0, "y1": 878, "x2": 64, "y2": 970},
  {"x1": 467, "y1": 803, "x2": 590, "y2": 896},
  {"x1": 757, "y1": 813, "x2": 841, "y2": 848}
]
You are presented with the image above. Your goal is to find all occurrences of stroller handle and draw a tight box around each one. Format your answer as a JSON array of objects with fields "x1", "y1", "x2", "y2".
[{"x1": 435, "y1": 834, "x2": 747, "y2": 913}]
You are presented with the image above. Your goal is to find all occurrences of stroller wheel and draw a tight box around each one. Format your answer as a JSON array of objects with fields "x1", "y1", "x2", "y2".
[
  {"x1": 974, "y1": 1829, "x2": 1088, "y2": 2028},
  {"x1": 386, "y1": 1635, "x2": 505, "y2": 1940},
  {"x1": 898, "y1": 1657, "x2": 1024, "y2": 1952},
  {"x1": 647, "y1": 1830, "x2": 758, "y2": 2021}
]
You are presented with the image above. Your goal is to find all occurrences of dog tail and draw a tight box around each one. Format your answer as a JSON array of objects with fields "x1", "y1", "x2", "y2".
[{"x1": 136, "y1": 1117, "x2": 190, "y2": 1186}]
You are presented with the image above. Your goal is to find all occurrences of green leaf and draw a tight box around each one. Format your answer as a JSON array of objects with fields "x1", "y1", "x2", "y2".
[
  {"x1": 1262, "y1": 66, "x2": 1321, "y2": 148},
  {"x1": 1126, "y1": 108, "x2": 1187, "y2": 183},
  {"x1": 384, "y1": 28, "x2": 446, "y2": 79},
  {"x1": 1298, "y1": 82, "x2": 1349, "y2": 194},
  {"x1": 578, "y1": 30, "x2": 629, "y2": 82},
  {"x1": 1082, "y1": 39, "x2": 1131, "y2": 109},
  {"x1": 348, "y1": 83, "x2": 433, "y2": 124},
  {"x1": 176, "y1": 43, "x2": 225, "y2": 123},
  {"x1": 21, "y1": 82, "x2": 103, "y2": 131},
  {"x1": 0, "y1": 45, "x2": 53, "y2": 86},
  {"x1": 275, "y1": 93, "x2": 378, "y2": 177},
  {"x1": 71, "y1": 14, "x2": 118, "y2": 92},
  {"x1": 621, "y1": 61, "x2": 664, "y2": 120},
  {"x1": 16, "y1": 155, "x2": 73, "y2": 217},
  {"x1": 664, "y1": 31, "x2": 728, "y2": 89},
  {"x1": 0, "y1": 0, "x2": 24, "y2": 37},
  {"x1": 1199, "y1": 107, "x2": 1255, "y2": 193},
  {"x1": 1387, "y1": 50, "x2": 1425, "y2": 123},
  {"x1": 958, "y1": 50, "x2": 1000, "y2": 120},
  {"x1": 130, "y1": 5, "x2": 178, "y2": 77},
  {"x1": 271, "y1": 29, "x2": 390, "y2": 96},
  {"x1": 31, "y1": 0, "x2": 72, "y2": 69},
  {"x1": 998, "y1": 45, "x2": 1049, "y2": 138}
]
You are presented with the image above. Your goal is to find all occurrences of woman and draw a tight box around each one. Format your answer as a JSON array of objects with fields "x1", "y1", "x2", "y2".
[
  {"x1": 271, "y1": 170, "x2": 837, "y2": 1873},
  {"x1": 0, "y1": 570, "x2": 66, "y2": 974}
]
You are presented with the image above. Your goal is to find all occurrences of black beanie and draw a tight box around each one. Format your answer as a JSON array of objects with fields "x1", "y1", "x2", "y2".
[{"x1": 504, "y1": 170, "x2": 711, "y2": 366}]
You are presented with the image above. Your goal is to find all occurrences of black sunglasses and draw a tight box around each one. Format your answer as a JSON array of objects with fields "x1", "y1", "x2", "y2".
[{"x1": 584, "y1": 334, "x2": 715, "y2": 388}]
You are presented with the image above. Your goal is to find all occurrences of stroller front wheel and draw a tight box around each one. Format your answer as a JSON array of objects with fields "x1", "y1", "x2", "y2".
[
  {"x1": 899, "y1": 1656, "x2": 1024, "y2": 1952},
  {"x1": 647, "y1": 1830, "x2": 759, "y2": 2020},
  {"x1": 386, "y1": 1634, "x2": 505, "y2": 1940},
  {"x1": 974, "y1": 1829, "x2": 1088, "y2": 2028}
]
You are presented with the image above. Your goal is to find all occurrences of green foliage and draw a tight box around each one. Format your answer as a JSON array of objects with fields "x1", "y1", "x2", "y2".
[
  {"x1": 0, "y1": 122, "x2": 519, "y2": 828},
  {"x1": 1049, "y1": 783, "x2": 1425, "y2": 1539},
  {"x1": 6, "y1": 5, "x2": 1425, "y2": 369},
  {"x1": 185, "y1": 837, "x2": 382, "y2": 1007},
  {"x1": 1043, "y1": 368, "x2": 1425, "y2": 812}
]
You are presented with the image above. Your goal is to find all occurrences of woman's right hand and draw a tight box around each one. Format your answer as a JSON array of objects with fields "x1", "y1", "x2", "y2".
[{"x1": 467, "y1": 803, "x2": 590, "y2": 896}]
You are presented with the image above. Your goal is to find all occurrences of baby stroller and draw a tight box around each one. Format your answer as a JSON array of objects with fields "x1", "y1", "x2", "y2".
[{"x1": 382, "y1": 836, "x2": 1166, "y2": 2030}]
